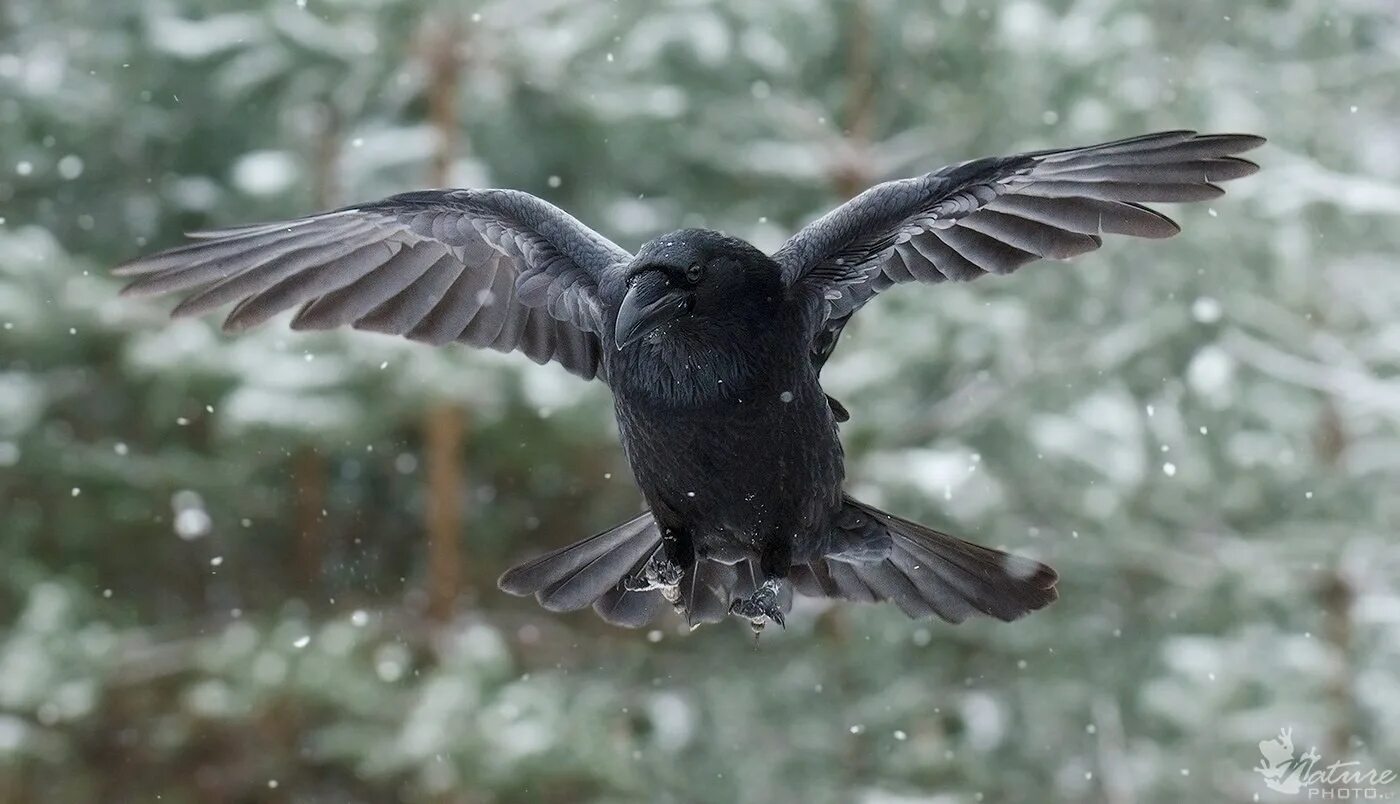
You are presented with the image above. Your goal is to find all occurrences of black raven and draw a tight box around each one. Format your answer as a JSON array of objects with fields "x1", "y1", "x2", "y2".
[{"x1": 117, "y1": 130, "x2": 1263, "y2": 632}]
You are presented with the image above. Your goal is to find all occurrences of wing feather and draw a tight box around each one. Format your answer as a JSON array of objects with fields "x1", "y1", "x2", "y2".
[
  {"x1": 956, "y1": 209, "x2": 1102, "y2": 259},
  {"x1": 354, "y1": 253, "x2": 464, "y2": 335},
  {"x1": 225, "y1": 241, "x2": 398, "y2": 331},
  {"x1": 983, "y1": 195, "x2": 1180, "y2": 238},
  {"x1": 292, "y1": 242, "x2": 447, "y2": 330},
  {"x1": 772, "y1": 130, "x2": 1262, "y2": 368},
  {"x1": 117, "y1": 189, "x2": 630, "y2": 381}
]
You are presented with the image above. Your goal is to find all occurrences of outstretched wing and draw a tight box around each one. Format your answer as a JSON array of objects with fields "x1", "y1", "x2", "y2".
[
  {"x1": 117, "y1": 188, "x2": 631, "y2": 382},
  {"x1": 773, "y1": 131, "x2": 1264, "y2": 367}
]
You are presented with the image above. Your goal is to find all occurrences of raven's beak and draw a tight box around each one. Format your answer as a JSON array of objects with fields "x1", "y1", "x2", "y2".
[{"x1": 615, "y1": 271, "x2": 689, "y2": 349}]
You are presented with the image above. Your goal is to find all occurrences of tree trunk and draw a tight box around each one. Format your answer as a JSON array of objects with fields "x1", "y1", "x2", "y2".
[
  {"x1": 290, "y1": 102, "x2": 342, "y2": 598},
  {"x1": 421, "y1": 13, "x2": 468, "y2": 622},
  {"x1": 834, "y1": 0, "x2": 875, "y2": 199},
  {"x1": 1314, "y1": 400, "x2": 1356, "y2": 784},
  {"x1": 424, "y1": 404, "x2": 466, "y2": 620}
]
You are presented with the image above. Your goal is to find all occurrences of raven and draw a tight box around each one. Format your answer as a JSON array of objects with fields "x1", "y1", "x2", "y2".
[{"x1": 117, "y1": 130, "x2": 1263, "y2": 632}]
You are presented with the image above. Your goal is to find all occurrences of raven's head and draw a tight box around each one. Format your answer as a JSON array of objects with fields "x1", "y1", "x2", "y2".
[{"x1": 615, "y1": 229, "x2": 782, "y2": 349}]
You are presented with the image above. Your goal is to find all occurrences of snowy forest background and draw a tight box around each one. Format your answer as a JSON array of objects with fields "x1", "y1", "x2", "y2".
[{"x1": 2, "y1": 1, "x2": 1398, "y2": 802}]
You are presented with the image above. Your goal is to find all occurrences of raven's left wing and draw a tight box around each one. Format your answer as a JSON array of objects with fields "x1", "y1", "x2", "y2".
[
  {"x1": 117, "y1": 189, "x2": 630, "y2": 382},
  {"x1": 773, "y1": 131, "x2": 1264, "y2": 368}
]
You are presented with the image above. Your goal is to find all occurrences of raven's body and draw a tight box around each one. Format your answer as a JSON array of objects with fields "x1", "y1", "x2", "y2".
[
  {"x1": 605, "y1": 239, "x2": 842, "y2": 577},
  {"x1": 118, "y1": 129, "x2": 1264, "y2": 632}
]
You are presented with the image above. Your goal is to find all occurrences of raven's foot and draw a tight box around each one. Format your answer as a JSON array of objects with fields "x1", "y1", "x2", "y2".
[
  {"x1": 623, "y1": 551, "x2": 684, "y2": 604},
  {"x1": 729, "y1": 578, "x2": 785, "y2": 635}
]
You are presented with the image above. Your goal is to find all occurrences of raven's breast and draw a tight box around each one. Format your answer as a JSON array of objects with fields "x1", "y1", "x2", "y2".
[{"x1": 613, "y1": 377, "x2": 845, "y2": 550}]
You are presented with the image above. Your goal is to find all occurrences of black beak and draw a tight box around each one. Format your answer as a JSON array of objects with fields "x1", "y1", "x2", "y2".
[{"x1": 615, "y1": 271, "x2": 690, "y2": 349}]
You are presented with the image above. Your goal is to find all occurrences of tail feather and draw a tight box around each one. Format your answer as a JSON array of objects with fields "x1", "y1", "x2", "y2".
[
  {"x1": 684, "y1": 559, "x2": 740, "y2": 626},
  {"x1": 893, "y1": 527, "x2": 1054, "y2": 620},
  {"x1": 787, "y1": 563, "x2": 836, "y2": 599},
  {"x1": 498, "y1": 511, "x2": 741, "y2": 629},
  {"x1": 591, "y1": 584, "x2": 667, "y2": 628},
  {"x1": 500, "y1": 498, "x2": 1056, "y2": 629},
  {"x1": 498, "y1": 512, "x2": 661, "y2": 613},
  {"x1": 587, "y1": 557, "x2": 736, "y2": 628},
  {"x1": 798, "y1": 497, "x2": 1058, "y2": 623}
]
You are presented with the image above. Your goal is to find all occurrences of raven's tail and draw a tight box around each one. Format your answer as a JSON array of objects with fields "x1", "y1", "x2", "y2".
[
  {"x1": 499, "y1": 499, "x2": 1055, "y2": 629},
  {"x1": 789, "y1": 496, "x2": 1058, "y2": 623},
  {"x1": 497, "y1": 511, "x2": 661, "y2": 625},
  {"x1": 497, "y1": 512, "x2": 748, "y2": 628}
]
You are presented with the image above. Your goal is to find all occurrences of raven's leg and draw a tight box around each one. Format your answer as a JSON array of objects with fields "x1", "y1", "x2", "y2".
[
  {"x1": 729, "y1": 536, "x2": 792, "y2": 632},
  {"x1": 623, "y1": 528, "x2": 688, "y2": 613}
]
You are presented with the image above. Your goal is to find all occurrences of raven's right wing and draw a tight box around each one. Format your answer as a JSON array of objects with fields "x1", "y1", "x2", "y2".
[
  {"x1": 117, "y1": 189, "x2": 631, "y2": 382},
  {"x1": 772, "y1": 131, "x2": 1264, "y2": 370}
]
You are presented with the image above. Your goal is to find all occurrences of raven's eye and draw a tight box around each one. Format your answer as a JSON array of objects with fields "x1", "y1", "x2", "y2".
[{"x1": 685, "y1": 264, "x2": 703, "y2": 284}]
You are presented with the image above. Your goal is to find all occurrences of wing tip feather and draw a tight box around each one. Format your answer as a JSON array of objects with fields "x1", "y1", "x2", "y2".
[
  {"x1": 1210, "y1": 132, "x2": 1267, "y2": 153},
  {"x1": 117, "y1": 279, "x2": 154, "y2": 297},
  {"x1": 112, "y1": 260, "x2": 153, "y2": 278}
]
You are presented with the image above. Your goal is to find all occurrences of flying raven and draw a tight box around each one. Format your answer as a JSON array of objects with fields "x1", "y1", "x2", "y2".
[{"x1": 118, "y1": 130, "x2": 1263, "y2": 632}]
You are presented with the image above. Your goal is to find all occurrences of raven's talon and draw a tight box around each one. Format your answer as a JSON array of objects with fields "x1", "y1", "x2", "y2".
[
  {"x1": 729, "y1": 578, "x2": 785, "y2": 632},
  {"x1": 623, "y1": 552, "x2": 683, "y2": 593},
  {"x1": 656, "y1": 562, "x2": 683, "y2": 587},
  {"x1": 622, "y1": 552, "x2": 688, "y2": 623}
]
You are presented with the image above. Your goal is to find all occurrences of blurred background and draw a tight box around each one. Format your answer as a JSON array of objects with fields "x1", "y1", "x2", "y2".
[{"x1": 2, "y1": 1, "x2": 1398, "y2": 802}]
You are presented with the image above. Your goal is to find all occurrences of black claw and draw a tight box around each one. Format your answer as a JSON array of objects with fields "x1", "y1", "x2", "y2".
[
  {"x1": 624, "y1": 551, "x2": 683, "y2": 593},
  {"x1": 656, "y1": 562, "x2": 683, "y2": 587},
  {"x1": 729, "y1": 578, "x2": 785, "y2": 631},
  {"x1": 623, "y1": 551, "x2": 691, "y2": 623}
]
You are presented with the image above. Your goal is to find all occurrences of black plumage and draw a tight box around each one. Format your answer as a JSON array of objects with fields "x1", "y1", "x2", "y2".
[{"x1": 117, "y1": 130, "x2": 1264, "y2": 632}]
